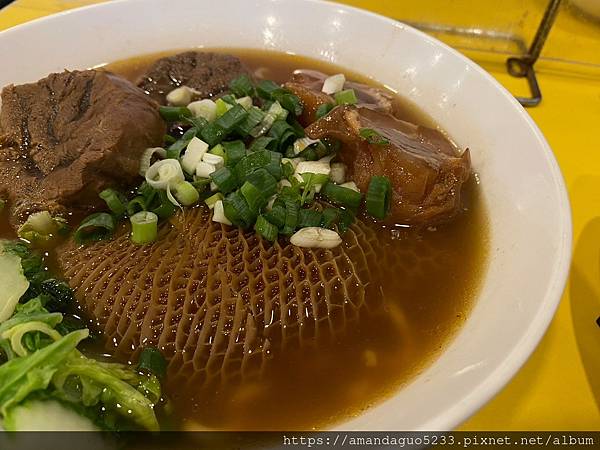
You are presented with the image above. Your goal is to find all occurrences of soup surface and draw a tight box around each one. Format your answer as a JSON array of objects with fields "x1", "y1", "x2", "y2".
[{"x1": 0, "y1": 49, "x2": 488, "y2": 431}]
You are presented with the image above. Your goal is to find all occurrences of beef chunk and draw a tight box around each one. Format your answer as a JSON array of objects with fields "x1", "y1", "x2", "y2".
[
  {"x1": 285, "y1": 69, "x2": 395, "y2": 125},
  {"x1": 0, "y1": 70, "x2": 165, "y2": 226},
  {"x1": 136, "y1": 51, "x2": 251, "y2": 104},
  {"x1": 306, "y1": 105, "x2": 471, "y2": 226}
]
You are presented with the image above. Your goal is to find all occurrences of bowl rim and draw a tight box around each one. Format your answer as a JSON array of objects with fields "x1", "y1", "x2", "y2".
[{"x1": 0, "y1": 0, "x2": 573, "y2": 431}]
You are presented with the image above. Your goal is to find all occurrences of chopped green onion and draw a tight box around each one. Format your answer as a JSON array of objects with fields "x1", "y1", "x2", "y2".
[
  {"x1": 130, "y1": 211, "x2": 158, "y2": 245},
  {"x1": 74, "y1": 212, "x2": 115, "y2": 244},
  {"x1": 214, "y1": 104, "x2": 248, "y2": 133},
  {"x1": 322, "y1": 182, "x2": 362, "y2": 211},
  {"x1": 215, "y1": 98, "x2": 232, "y2": 118},
  {"x1": 264, "y1": 204, "x2": 286, "y2": 229},
  {"x1": 321, "y1": 207, "x2": 354, "y2": 233},
  {"x1": 233, "y1": 151, "x2": 271, "y2": 181},
  {"x1": 139, "y1": 147, "x2": 167, "y2": 176},
  {"x1": 366, "y1": 175, "x2": 392, "y2": 220},
  {"x1": 159, "y1": 106, "x2": 192, "y2": 122},
  {"x1": 250, "y1": 101, "x2": 288, "y2": 137},
  {"x1": 187, "y1": 99, "x2": 217, "y2": 122},
  {"x1": 282, "y1": 198, "x2": 300, "y2": 235},
  {"x1": 171, "y1": 180, "x2": 200, "y2": 206},
  {"x1": 205, "y1": 192, "x2": 224, "y2": 209},
  {"x1": 220, "y1": 94, "x2": 237, "y2": 105},
  {"x1": 151, "y1": 190, "x2": 177, "y2": 219},
  {"x1": 209, "y1": 144, "x2": 227, "y2": 160},
  {"x1": 321, "y1": 207, "x2": 340, "y2": 229},
  {"x1": 334, "y1": 89, "x2": 358, "y2": 105},
  {"x1": 359, "y1": 128, "x2": 390, "y2": 145},
  {"x1": 240, "y1": 181, "x2": 266, "y2": 213},
  {"x1": 184, "y1": 115, "x2": 209, "y2": 130},
  {"x1": 127, "y1": 196, "x2": 147, "y2": 216},
  {"x1": 265, "y1": 151, "x2": 283, "y2": 179},
  {"x1": 200, "y1": 122, "x2": 226, "y2": 147},
  {"x1": 269, "y1": 120, "x2": 300, "y2": 153},
  {"x1": 316, "y1": 103, "x2": 335, "y2": 120},
  {"x1": 236, "y1": 96, "x2": 253, "y2": 111},
  {"x1": 236, "y1": 107, "x2": 266, "y2": 136},
  {"x1": 229, "y1": 74, "x2": 255, "y2": 98},
  {"x1": 250, "y1": 136, "x2": 275, "y2": 152},
  {"x1": 137, "y1": 347, "x2": 167, "y2": 379},
  {"x1": 300, "y1": 172, "x2": 330, "y2": 205},
  {"x1": 257, "y1": 80, "x2": 282, "y2": 99},
  {"x1": 99, "y1": 189, "x2": 127, "y2": 218},
  {"x1": 282, "y1": 161, "x2": 295, "y2": 179},
  {"x1": 245, "y1": 168, "x2": 278, "y2": 198},
  {"x1": 298, "y1": 209, "x2": 322, "y2": 228},
  {"x1": 167, "y1": 127, "x2": 198, "y2": 159},
  {"x1": 223, "y1": 140, "x2": 246, "y2": 166},
  {"x1": 210, "y1": 167, "x2": 238, "y2": 194},
  {"x1": 191, "y1": 178, "x2": 211, "y2": 192},
  {"x1": 273, "y1": 91, "x2": 303, "y2": 116},
  {"x1": 223, "y1": 192, "x2": 255, "y2": 228},
  {"x1": 255, "y1": 215, "x2": 278, "y2": 242}
]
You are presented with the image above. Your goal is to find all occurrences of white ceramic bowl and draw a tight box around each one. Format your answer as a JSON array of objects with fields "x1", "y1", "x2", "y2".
[{"x1": 0, "y1": 0, "x2": 571, "y2": 431}]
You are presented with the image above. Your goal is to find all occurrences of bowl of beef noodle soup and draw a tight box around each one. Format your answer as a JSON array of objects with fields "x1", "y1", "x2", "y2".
[{"x1": 0, "y1": 0, "x2": 571, "y2": 434}]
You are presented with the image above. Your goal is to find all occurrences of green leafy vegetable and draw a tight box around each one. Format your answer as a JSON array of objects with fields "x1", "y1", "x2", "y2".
[{"x1": 74, "y1": 212, "x2": 116, "y2": 244}]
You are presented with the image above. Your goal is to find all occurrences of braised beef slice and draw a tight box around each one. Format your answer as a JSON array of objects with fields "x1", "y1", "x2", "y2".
[
  {"x1": 137, "y1": 51, "x2": 251, "y2": 104},
  {"x1": 0, "y1": 70, "x2": 165, "y2": 226},
  {"x1": 306, "y1": 105, "x2": 471, "y2": 226},
  {"x1": 285, "y1": 69, "x2": 395, "y2": 125}
]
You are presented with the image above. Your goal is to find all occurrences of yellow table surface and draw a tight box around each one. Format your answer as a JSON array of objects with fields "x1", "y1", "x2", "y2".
[{"x1": 1, "y1": 0, "x2": 599, "y2": 431}]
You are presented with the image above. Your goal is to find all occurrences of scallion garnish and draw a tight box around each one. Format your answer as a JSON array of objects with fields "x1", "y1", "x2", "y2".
[
  {"x1": 240, "y1": 181, "x2": 266, "y2": 213},
  {"x1": 205, "y1": 192, "x2": 224, "y2": 209},
  {"x1": 159, "y1": 106, "x2": 192, "y2": 122},
  {"x1": 167, "y1": 127, "x2": 198, "y2": 159},
  {"x1": 255, "y1": 215, "x2": 278, "y2": 242},
  {"x1": 229, "y1": 74, "x2": 255, "y2": 98},
  {"x1": 223, "y1": 140, "x2": 246, "y2": 166},
  {"x1": 171, "y1": 180, "x2": 200, "y2": 206},
  {"x1": 130, "y1": 211, "x2": 158, "y2": 245},
  {"x1": 223, "y1": 191, "x2": 255, "y2": 228},
  {"x1": 99, "y1": 189, "x2": 127, "y2": 218},
  {"x1": 322, "y1": 182, "x2": 362, "y2": 211},
  {"x1": 282, "y1": 198, "x2": 300, "y2": 235},
  {"x1": 245, "y1": 168, "x2": 278, "y2": 198},
  {"x1": 215, "y1": 104, "x2": 249, "y2": 133},
  {"x1": 210, "y1": 167, "x2": 238, "y2": 194},
  {"x1": 366, "y1": 175, "x2": 392, "y2": 220},
  {"x1": 298, "y1": 209, "x2": 322, "y2": 228},
  {"x1": 74, "y1": 212, "x2": 116, "y2": 244},
  {"x1": 127, "y1": 196, "x2": 147, "y2": 216},
  {"x1": 215, "y1": 98, "x2": 232, "y2": 118},
  {"x1": 359, "y1": 128, "x2": 390, "y2": 145},
  {"x1": 151, "y1": 190, "x2": 177, "y2": 219},
  {"x1": 264, "y1": 205, "x2": 286, "y2": 229},
  {"x1": 198, "y1": 122, "x2": 224, "y2": 147},
  {"x1": 334, "y1": 89, "x2": 358, "y2": 105}
]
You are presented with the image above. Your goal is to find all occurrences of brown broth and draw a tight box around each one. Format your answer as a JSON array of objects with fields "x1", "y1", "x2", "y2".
[{"x1": 0, "y1": 49, "x2": 488, "y2": 431}]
